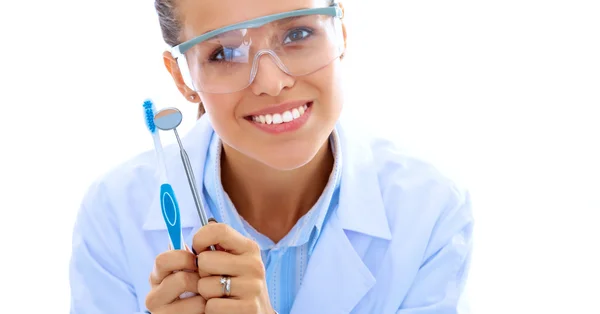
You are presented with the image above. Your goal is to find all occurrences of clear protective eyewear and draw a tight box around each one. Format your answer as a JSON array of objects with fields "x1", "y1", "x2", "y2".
[{"x1": 171, "y1": 4, "x2": 345, "y2": 94}]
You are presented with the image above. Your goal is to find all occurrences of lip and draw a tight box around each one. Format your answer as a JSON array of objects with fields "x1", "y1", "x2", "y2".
[{"x1": 244, "y1": 99, "x2": 313, "y2": 117}]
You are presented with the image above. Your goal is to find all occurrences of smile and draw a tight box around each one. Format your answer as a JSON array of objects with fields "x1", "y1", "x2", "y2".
[
  {"x1": 245, "y1": 101, "x2": 313, "y2": 134},
  {"x1": 250, "y1": 102, "x2": 310, "y2": 125}
]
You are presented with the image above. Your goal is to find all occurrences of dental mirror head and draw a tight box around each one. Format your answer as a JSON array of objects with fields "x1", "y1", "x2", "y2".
[{"x1": 154, "y1": 107, "x2": 183, "y2": 131}]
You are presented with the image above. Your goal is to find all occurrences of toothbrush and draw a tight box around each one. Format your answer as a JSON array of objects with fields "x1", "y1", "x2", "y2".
[{"x1": 142, "y1": 100, "x2": 185, "y2": 251}]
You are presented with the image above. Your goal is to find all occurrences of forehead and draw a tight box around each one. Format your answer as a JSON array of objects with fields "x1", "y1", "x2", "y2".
[{"x1": 179, "y1": 0, "x2": 329, "y2": 39}]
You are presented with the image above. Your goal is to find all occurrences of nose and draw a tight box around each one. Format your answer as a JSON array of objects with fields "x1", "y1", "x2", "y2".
[{"x1": 249, "y1": 51, "x2": 295, "y2": 96}]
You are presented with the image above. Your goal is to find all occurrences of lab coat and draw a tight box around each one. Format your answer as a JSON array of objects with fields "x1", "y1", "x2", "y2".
[{"x1": 69, "y1": 116, "x2": 474, "y2": 314}]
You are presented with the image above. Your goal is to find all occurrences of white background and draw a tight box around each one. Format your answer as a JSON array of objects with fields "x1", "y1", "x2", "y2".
[{"x1": 1, "y1": 0, "x2": 599, "y2": 313}]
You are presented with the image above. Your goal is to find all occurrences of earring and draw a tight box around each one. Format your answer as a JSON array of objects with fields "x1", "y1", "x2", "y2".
[{"x1": 189, "y1": 95, "x2": 195, "y2": 100}]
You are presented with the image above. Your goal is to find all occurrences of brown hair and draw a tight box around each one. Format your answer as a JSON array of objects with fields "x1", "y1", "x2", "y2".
[
  {"x1": 154, "y1": 0, "x2": 337, "y2": 119},
  {"x1": 155, "y1": 0, "x2": 207, "y2": 119}
]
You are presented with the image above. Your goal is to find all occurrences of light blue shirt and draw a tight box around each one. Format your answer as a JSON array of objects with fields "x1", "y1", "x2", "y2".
[
  {"x1": 69, "y1": 117, "x2": 474, "y2": 314},
  {"x1": 202, "y1": 129, "x2": 342, "y2": 314}
]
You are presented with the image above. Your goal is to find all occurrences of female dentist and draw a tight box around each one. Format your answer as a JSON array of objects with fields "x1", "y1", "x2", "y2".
[{"x1": 69, "y1": 0, "x2": 474, "y2": 313}]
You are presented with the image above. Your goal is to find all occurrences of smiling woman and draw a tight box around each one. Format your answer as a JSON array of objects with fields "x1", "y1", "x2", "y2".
[{"x1": 68, "y1": 0, "x2": 474, "y2": 313}]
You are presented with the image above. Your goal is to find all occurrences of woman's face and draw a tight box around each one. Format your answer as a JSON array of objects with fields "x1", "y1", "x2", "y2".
[{"x1": 171, "y1": 0, "x2": 346, "y2": 170}]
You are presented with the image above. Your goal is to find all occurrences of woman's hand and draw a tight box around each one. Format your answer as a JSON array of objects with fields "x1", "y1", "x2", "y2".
[
  {"x1": 145, "y1": 250, "x2": 207, "y2": 314},
  {"x1": 192, "y1": 221, "x2": 274, "y2": 314}
]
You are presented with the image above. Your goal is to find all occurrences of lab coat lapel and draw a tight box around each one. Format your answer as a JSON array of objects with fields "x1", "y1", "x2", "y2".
[
  {"x1": 291, "y1": 122, "x2": 392, "y2": 314},
  {"x1": 290, "y1": 213, "x2": 376, "y2": 314}
]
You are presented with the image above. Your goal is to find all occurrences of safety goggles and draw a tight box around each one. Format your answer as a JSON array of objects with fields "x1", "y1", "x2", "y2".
[{"x1": 171, "y1": 4, "x2": 345, "y2": 94}]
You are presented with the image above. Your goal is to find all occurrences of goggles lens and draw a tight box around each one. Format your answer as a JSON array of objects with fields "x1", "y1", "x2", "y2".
[{"x1": 176, "y1": 12, "x2": 344, "y2": 94}]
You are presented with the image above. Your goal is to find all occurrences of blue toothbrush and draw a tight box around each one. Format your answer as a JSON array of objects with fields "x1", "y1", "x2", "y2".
[{"x1": 142, "y1": 100, "x2": 185, "y2": 251}]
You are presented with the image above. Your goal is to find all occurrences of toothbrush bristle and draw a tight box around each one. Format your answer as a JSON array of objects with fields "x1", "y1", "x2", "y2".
[{"x1": 143, "y1": 99, "x2": 157, "y2": 134}]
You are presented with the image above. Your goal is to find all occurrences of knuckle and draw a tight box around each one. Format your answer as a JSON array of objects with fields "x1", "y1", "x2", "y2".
[
  {"x1": 190, "y1": 296, "x2": 206, "y2": 314},
  {"x1": 250, "y1": 257, "x2": 266, "y2": 278},
  {"x1": 248, "y1": 239, "x2": 261, "y2": 252},
  {"x1": 215, "y1": 223, "x2": 230, "y2": 237},
  {"x1": 204, "y1": 298, "x2": 217, "y2": 314},
  {"x1": 248, "y1": 278, "x2": 263, "y2": 295},
  {"x1": 172, "y1": 271, "x2": 191, "y2": 288},
  {"x1": 246, "y1": 299, "x2": 260, "y2": 313},
  {"x1": 154, "y1": 251, "x2": 171, "y2": 271},
  {"x1": 144, "y1": 290, "x2": 157, "y2": 311}
]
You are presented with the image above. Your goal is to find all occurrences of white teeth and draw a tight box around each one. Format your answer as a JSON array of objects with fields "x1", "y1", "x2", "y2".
[
  {"x1": 292, "y1": 108, "x2": 300, "y2": 119},
  {"x1": 251, "y1": 103, "x2": 310, "y2": 125},
  {"x1": 282, "y1": 111, "x2": 293, "y2": 122}
]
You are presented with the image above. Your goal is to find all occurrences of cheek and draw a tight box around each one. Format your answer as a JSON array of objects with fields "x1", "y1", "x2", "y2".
[
  {"x1": 311, "y1": 60, "x2": 346, "y2": 116},
  {"x1": 200, "y1": 93, "x2": 241, "y2": 133}
]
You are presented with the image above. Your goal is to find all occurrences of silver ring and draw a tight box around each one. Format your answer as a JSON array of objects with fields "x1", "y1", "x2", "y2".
[{"x1": 220, "y1": 275, "x2": 231, "y2": 297}]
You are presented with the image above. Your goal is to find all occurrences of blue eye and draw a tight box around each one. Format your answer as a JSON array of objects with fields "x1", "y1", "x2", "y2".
[
  {"x1": 283, "y1": 28, "x2": 312, "y2": 44},
  {"x1": 210, "y1": 47, "x2": 242, "y2": 62}
]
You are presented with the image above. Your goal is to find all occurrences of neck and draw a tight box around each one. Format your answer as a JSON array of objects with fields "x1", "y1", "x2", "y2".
[{"x1": 220, "y1": 139, "x2": 334, "y2": 243}]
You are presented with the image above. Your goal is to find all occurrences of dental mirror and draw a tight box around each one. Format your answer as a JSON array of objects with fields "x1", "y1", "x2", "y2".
[
  {"x1": 153, "y1": 106, "x2": 216, "y2": 251},
  {"x1": 154, "y1": 107, "x2": 182, "y2": 131}
]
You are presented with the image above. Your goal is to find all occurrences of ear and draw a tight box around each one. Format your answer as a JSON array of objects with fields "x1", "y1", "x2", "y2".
[
  {"x1": 337, "y1": 2, "x2": 348, "y2": 57},
  {"x1": 162, "y1": 51, "x2": 199, "y2": 103}
]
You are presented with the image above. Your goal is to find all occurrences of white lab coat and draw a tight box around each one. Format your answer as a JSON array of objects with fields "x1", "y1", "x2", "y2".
[{"x1": 69, "y1": 116, "x2": 474, "y2": 314}]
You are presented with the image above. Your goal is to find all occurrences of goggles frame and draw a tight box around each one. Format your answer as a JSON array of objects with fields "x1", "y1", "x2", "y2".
[{"x1": 171, "y1": 4, "x2": 344, "y2": 58}]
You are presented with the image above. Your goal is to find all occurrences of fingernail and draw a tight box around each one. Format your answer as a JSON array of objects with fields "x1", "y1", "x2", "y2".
[{"x1": 208, "y1": 218, "x2": 217, "y2": 223}]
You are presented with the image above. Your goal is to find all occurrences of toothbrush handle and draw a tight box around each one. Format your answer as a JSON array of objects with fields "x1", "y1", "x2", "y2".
[{"x1": 160, "y1": 184, "x2": 184, "y2": 250}]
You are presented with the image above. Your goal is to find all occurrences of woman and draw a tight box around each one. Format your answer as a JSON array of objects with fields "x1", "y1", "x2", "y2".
[{"x1": 69, "y1": 0, "x2": 474, "y2": 313}]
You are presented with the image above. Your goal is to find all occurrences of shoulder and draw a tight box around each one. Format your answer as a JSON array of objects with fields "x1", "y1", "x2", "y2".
[
  {"x1": 77, "y1": 147, "x2": 161, "y2": 222},
  {"x1": 76, "y1": 118, "x2": 213, "y2": 225},
  {"x1": 339, "y1": 123, "x2": 473, "y2": 238},
  {"x1": 371, "y1": 133, "x2": 468, "y2": 203},
  {"x1": 372, "y1": 132, "x2": 471, "y2": 223}
]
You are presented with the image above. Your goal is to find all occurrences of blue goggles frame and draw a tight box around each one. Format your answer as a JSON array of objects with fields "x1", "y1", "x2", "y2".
[{"x1": 170, "y1": 3, "x2": 344, "y2": 58}]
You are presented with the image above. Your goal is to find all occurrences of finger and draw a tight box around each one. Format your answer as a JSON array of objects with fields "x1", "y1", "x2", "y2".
[
  {"x1": 150, "y1": 250, "x2": 197, "y2": 286},
  {"x1": 197, "y1": 275, "x2": 262, "y2": 299},
  {"x1": 205, "y1": 298, "x2": 256, "y2": 314},
  {"x1": 196, "y1": 250, "x2": 264, "y2": 277},
  {"x1": 146, "y1": 271, "x2": 200, "y2": 310},
  {"x1": 192, "y1": 222, "x2": 259, "y2": 255},
  {"x1": 152, "y1": 295, "x2": 206, "y2": 314},
  {"x1": 207, "y1": 219, "x2": 227, "y2": 252}
]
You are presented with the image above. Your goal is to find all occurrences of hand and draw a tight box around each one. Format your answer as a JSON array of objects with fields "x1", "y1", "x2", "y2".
[
  {"x1": 192, "y1": 221, "x2": 274, "y2": 314},
  {"x1": 145, "y1": 249, "x2": 207, "y2": 313}
]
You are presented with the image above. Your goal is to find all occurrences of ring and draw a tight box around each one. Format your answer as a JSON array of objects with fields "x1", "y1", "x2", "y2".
[{"x1": 220, "y1": 275, "x2": 231, "y2": 297}]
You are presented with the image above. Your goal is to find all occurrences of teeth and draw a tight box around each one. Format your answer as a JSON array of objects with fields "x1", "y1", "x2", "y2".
[
  {"x1": 251, "y1": 103, "x2": 310, "y2": 125},
  {"x1": 292, "y1": 108, "x2": 300, "y2": 119},
  {"x1": 282, "y1": 111, "x2": 293, "y2": 122}
]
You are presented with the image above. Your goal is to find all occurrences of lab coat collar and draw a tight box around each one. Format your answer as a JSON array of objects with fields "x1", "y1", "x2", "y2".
[
  {"x1": 142, "y1": 117, "x2": 392, "y2": 241},
  {"x1": 334, "y1": 121, "x2": 392, "y2": 240}
]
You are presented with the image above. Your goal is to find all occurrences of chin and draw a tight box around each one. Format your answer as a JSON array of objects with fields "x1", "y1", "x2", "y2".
[{"x1": 255, "y1": 142, "x2": 325, "y2": 171}]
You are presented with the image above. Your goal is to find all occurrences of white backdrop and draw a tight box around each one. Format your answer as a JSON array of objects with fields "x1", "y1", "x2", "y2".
[{"x1": 0, "y1": 0, "x2": 599, "y2": 313}]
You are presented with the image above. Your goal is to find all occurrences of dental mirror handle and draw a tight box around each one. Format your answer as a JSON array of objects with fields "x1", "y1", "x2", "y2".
[{"x1": 174, "y1": 129, "x2": 216, "y2": 252}]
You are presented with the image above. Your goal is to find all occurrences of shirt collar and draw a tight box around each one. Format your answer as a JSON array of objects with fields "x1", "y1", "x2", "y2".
[{"x1": 202, "y1": 127, "x2": 343, "y2": 250}]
